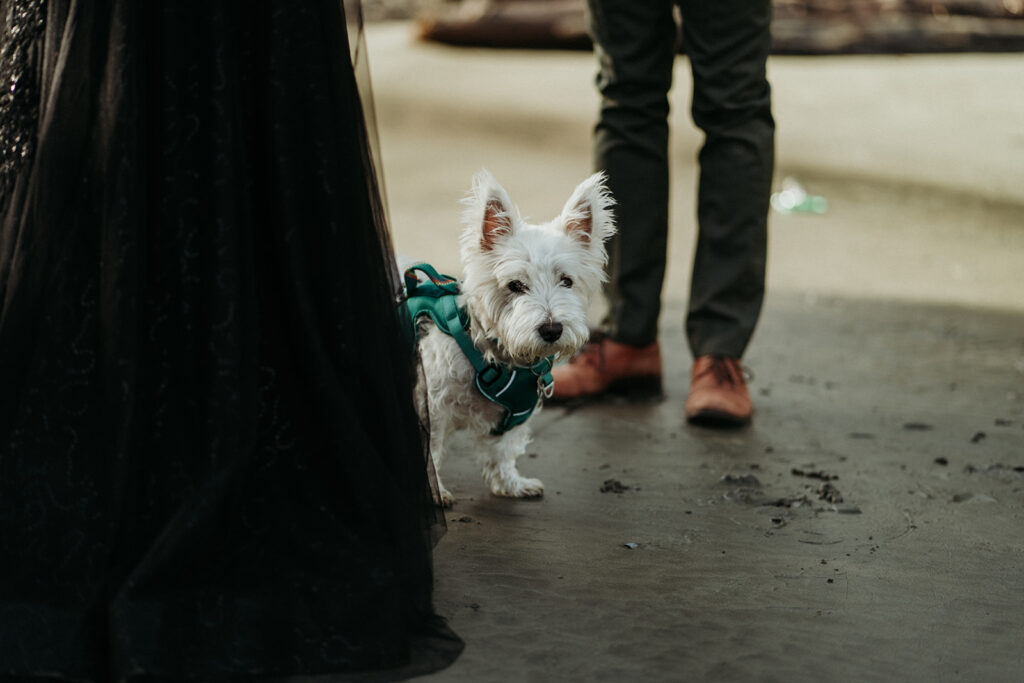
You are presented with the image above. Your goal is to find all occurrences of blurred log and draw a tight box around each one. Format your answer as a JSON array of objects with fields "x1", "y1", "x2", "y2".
[
  {"x1": 416, "y1": 0, "x2": 1024, "y2": 53},
  {"x1": 416, "y1": 0, "x2": 590, "y2": 50}
]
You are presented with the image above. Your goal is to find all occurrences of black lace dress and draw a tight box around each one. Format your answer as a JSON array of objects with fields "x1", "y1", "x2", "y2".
[{"x1": 0, "y1": 0, "x2": 461, "y2": 679}]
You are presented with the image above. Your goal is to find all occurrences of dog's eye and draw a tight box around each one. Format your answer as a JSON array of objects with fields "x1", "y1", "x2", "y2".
[
  {"x1": 507, "y1": 280, "x2": 528, "y2": 294},
  {"x1": 560, "y1": 275, "x2": 573, "y2": 289}
]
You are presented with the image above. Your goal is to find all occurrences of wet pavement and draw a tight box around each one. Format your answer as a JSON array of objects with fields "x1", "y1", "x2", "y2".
[{"x1": 365, "y1": 23, "x2": 1024, "y2": 682}]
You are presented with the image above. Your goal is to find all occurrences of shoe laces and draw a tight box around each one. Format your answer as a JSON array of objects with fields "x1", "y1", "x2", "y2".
[{"x1": 695, "y1": 356, "x2": 751, "y2": 386}]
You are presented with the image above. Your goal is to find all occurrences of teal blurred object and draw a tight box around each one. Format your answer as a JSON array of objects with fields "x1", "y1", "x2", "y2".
[{"x1": 771, "y1": 176, "x2": 829, "y2": 215}]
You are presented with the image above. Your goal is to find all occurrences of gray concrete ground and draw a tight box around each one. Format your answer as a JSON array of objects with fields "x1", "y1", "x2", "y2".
[{"x1": 365, "y1": 23, "x2": 1024, "y2": 682}]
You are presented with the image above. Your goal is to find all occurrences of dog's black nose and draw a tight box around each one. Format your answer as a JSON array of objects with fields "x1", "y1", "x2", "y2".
[{"x1": 538, "y1": 322, "x2": 563, "y2": 343}]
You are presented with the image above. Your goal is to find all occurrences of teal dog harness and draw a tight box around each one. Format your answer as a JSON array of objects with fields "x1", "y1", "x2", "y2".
[{"x1": 401, "y1": 263, "x2": 554, "y2": 435}]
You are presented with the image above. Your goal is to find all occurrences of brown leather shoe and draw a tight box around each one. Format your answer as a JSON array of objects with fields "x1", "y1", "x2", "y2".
[
  {"x1": 549, "y1": 334, "x2": 662, "y2": 402},
  {"x1": 685, "y1": 356, "x2": 752, "y2": 427}
]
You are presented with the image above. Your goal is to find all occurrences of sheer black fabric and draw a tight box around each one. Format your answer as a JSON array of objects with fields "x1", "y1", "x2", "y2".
[{"x1": 0, "y1": 0, "x2": 461, "y2": 680}]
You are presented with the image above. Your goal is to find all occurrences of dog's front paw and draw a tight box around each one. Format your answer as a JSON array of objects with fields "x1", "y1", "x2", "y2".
[
  {"x1": 489, "y1": 475, "x2": 544, "y2": 499},
  {"x1": 438, "y1": 485, "x2": 456, "y2": 508}
]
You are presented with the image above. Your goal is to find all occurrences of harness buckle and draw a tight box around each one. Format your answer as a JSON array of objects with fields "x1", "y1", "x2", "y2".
[{"x1": 477, "y1": 364, "x2": 503, "y2": 390}]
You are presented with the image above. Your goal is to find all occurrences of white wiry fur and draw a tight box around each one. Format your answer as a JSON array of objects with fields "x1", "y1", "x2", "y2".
[{"x1": 413, "y1": 170, "x2": 615, "y2": 506}]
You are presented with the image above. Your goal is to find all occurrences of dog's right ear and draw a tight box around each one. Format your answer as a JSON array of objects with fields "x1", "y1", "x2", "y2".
[
  {"x1": 465, "y1": 169, "x2": 516, "y2": 252},
  {"x1": 481, "y1": 197, "x2": 513, "y2": 252}
]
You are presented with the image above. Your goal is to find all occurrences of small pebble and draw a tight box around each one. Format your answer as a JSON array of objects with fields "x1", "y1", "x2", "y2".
[{"x1": 720, "y1": 473, "x2": 761, "y2": 487}]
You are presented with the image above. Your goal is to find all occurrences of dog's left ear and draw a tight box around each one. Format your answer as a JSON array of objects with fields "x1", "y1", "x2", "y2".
[{"x1": 561, "y1": 172, "x2": 615, "y2": 246}]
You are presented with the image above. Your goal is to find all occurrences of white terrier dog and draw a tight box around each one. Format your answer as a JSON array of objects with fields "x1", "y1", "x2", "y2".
[{"x1": 405, "y1": 170, "x2": 615, "y2": 507}]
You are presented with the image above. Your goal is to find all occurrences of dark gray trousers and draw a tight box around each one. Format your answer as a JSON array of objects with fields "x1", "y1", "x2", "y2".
[{"x1": 587, "y1": 0, "x2": 775, "y2": 357}]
